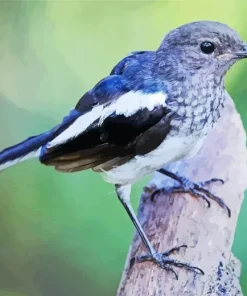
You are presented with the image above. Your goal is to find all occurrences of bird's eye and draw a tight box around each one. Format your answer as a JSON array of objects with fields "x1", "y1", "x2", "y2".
[{"x1": 200, "y1": 41, "x2": 215, "y2": 54}]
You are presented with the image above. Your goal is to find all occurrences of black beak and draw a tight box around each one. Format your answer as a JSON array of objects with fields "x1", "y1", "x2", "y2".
[{"x1": 235, "y1": 45, "x2": 247, "y2": 59}]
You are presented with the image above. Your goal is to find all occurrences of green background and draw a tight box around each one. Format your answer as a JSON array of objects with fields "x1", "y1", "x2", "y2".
[{"x1": 0, "y1": 1, "x2": 247, "y2": 295}]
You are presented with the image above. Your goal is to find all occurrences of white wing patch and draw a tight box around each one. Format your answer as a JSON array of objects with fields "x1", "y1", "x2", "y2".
[
  {"x1": 48, "y1": 91, "x2": 167, "y2": 149},
  {"x1": 47, "y1": 105, "x2": 104, "y2": 149},
  {"x1": 99, "y1": 91, "x2": 167, "y2": 124}
]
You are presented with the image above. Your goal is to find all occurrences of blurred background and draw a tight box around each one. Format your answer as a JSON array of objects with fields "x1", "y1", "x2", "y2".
[{"x1": 0, "y1": 0, "x2": 247, "y2": 295}]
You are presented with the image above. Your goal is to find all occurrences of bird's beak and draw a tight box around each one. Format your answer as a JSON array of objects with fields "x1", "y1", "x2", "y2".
[{"x1": 234, "y1": 45, "x2": 247, "y2": 59}]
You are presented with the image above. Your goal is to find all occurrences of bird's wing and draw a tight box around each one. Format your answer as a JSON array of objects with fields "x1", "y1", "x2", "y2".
[{"x1": 40, "y1": 53, "x2": 172, "y2": 173}]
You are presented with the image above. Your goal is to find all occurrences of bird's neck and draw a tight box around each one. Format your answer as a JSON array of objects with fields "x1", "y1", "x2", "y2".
[{"x1": 166, "y1": 75, "x2": 226, "y2": 136}]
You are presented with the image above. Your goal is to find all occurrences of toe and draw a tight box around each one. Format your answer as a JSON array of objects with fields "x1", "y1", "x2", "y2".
[
  {"x1": 162, "y1": 245, "x2": 188, "y2": 257},
  {"x1": 202, "y1": 178, "x2": 225, "y2": 186}
]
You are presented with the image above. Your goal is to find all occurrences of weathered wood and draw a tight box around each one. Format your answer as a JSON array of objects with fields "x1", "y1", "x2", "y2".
[{"x1": 117, "y1": 97, "x2": 247, "y2": 296}]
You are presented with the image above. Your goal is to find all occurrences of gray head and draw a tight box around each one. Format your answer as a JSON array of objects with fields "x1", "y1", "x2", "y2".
[{"x1": 157, "y1": 21, "x2": 247, "y2": 77}]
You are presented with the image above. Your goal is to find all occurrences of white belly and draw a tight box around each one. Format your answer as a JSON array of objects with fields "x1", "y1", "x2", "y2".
[{"x1": 102, "y1": 135, "x2": 205, "y2": 185}]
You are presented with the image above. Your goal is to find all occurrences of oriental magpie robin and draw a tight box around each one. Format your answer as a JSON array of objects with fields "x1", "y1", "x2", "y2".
[{"x1": 1, "y1": 21, "x2": 247, "y2": 278}]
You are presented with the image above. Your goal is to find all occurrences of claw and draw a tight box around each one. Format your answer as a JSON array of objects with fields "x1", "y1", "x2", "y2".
[
  {"x1": 171, "y1": 260, "x2": 204, "y2": 275},
  {"x1": 154, "y1": 170, "x2": 230, "y2": 217},
  {"x1": 162, "y1": 244, "x2": 188, "y2": 257},
  {"x1": 188, "y1": 188, "x2": 211, "y2": 208},
  {"x1": 200, "y1": 178, "x2": 224, "y2": 186},
  {"x1": 136, "y1": 245, "x2": 204, "y2": 277},
  {"x1": 150, "y1": 189, "x2": 163, "y2": 202},
  {"x1": 212, "y1": 178, "x2": 225, "y2": 184},
  {"x1": 150, "y1": 186, "x2": 212, "y2": 208},
  {"x1": 167, "y1": 266, "x2": 179, "y2": 280},
  {"x1": 150, "y1": 187, "x2": 172, "y2": 202},
  {"x1": 136, "y1": 254, "x2": 153, "y2": 262},
  {"x1": 195, "y1": 186, "x2": 231, "y2": 217}
]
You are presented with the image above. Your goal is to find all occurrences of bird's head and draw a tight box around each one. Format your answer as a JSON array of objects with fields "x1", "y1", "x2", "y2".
[{"x1": 158, "y1": 21, "x2": 247, "y2": 78}]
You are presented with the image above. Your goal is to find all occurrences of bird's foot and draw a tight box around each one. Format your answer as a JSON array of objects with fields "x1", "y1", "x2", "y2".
[
  {"x1": 151, "y1": 176, "x2": 231, "y2": 217},
  {"x1": 135, "y1": 245, "x2": 204, "y2": 279}
]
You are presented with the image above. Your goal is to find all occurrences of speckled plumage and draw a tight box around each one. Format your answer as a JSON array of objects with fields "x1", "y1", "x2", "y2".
[
  {"x1": 165, "y1": 79, "x2": 224, "y2": 135},
  {"x1": 1, "y1": 21, "x2": 246, "y2": 182},
  {"x1": 0, "y1": 21, "x2": 247, "y2": 276}
]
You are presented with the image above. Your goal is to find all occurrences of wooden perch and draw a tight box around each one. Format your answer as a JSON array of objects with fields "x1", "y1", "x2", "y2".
[{"x1": 117, "y1": 97, "x2": 247, "y2": 296}]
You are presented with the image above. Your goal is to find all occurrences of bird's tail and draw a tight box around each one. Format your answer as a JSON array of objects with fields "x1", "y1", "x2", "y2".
[
  {"x1": 0, "y1": 109, "x2": 82, "y2": 172},
  {"x1": 0, "y1": 131, "x2": 53, "y2": 171}
]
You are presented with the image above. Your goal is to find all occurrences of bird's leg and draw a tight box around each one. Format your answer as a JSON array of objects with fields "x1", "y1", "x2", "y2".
[
  {"x1": 151, "y1": 168, "x2": 231, "y2": 217},
  {"x1": 115, "y1": 184, "x2": 204, "y2": 279}
]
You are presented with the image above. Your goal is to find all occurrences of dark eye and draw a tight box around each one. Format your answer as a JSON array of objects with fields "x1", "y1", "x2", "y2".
[{"x1": 200, "y1": 41, "x2": 215, "y2": 54}]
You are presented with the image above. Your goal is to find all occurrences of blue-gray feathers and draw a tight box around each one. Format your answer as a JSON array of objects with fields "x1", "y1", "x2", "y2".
[{"x1": 0, "y1": 109, "x2": 81, "y2": 170}]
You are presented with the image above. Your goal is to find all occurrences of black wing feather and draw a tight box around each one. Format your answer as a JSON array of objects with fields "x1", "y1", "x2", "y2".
[{"x1": 41, "y1": 51, "x2": 172, "y2": 172}]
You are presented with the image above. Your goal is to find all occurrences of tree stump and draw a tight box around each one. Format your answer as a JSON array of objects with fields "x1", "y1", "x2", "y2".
[{"x1": 117, "y1": 97, "x2": 247, "y2": 296}]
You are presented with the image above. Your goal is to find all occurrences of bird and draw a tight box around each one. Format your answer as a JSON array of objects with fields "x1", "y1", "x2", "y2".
[{"x1": 0, "y1": 20, "x2": 247, "y2": 279}]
